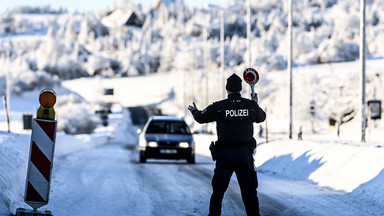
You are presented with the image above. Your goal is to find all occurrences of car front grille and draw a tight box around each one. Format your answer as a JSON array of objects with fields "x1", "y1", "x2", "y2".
[{"x1": 158, "y1": 141, "x2": 178, "y2": 147}]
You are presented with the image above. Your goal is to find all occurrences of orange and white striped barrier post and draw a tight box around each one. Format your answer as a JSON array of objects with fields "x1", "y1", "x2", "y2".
[{"x1": 17, "y1": 89, "x2": 57, "y2": 216}]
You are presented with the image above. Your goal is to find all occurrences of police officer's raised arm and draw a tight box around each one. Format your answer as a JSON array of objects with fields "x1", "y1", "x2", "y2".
[
  {"x1": 188, "y1": 102, "x2": 219, "y2": 124},
  {"x1": 249, "y1": 98, "x2": 266, "y2": 123}
]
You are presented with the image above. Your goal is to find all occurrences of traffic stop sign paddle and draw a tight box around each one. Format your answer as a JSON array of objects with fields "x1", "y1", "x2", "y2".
[
  {"x1": 243, "y1": 68, "x2": 259, "y2": 97},
  {"x1": 17, "y1": 89, "x2": 57, "y2": 216}
]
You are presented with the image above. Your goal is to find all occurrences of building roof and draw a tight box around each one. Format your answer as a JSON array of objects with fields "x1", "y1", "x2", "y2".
[{"x1": 102, "y1": 9, "x2": 142, "y2": 28}]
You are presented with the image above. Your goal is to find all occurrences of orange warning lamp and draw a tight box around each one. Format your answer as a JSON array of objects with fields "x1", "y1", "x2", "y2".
[
  {"x1": 39, "y1": 89, "x2": 56, "y2": 107},
  {"x1": 37, "y1": 89, "x2": 56, "y2": 120}
]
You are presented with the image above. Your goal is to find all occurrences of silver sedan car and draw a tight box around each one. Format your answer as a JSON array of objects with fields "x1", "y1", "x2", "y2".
[{"x1": 138, "y1": 115, "x2": 195, "y2": 163}]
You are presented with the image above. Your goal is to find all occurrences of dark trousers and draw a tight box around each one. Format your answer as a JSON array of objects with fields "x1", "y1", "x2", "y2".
[{"x1": 209, "y1": 145, "x2": 260, "y2": 216}]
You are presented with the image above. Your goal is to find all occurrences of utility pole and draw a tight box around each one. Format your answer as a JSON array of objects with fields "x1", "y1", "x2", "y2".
[
  {"x1": 360, "y1": 0, "x2": 366, "y2": 142},
  {"x1": 205, "y1": 28, "x2": 209, "y2": 108},
  {"x1": 3, "y1": 96, "x2": 10, "y2": 133},
  {"x1": 288, "y1": 0, "x2": 293, "y2": 139},
  {"x1": 208, "y1": 3, "x2": 239, "y2": 98},
  {"x1": 247, "y1": 0, "x2": 251, "y2": 67},
  {"x1": 5, "y1": 44, "x2": 12, "y2": 132},
  {"x1": 220, "y1": 10, "x2": 225, "y2": 98}
]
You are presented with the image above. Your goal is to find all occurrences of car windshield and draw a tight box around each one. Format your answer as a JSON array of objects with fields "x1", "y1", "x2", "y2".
[{"x1": 146, "y1": 121, "x2": 191, "y2": 135}]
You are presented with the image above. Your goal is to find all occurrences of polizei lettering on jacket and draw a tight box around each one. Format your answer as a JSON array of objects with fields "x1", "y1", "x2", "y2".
[{"x1": 225, "y1": 109, "x2": 249, "y2": 117}]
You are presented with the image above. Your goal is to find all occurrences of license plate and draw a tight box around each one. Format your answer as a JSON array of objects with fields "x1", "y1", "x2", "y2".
[{"x1": 160, "y1": 149, "x2": 177, "y2": 154}]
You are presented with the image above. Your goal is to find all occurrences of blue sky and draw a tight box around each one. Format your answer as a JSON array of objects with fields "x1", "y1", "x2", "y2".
[{"x1": 2, "y1": 0, "x2": 230, "y2": 13}]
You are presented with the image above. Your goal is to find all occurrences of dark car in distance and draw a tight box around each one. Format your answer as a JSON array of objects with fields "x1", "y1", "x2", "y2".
[{"x1": 138, "y1": 115, "x2": 195, "y2": 163}]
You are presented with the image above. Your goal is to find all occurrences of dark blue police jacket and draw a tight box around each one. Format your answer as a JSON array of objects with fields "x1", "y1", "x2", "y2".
[{"x1": 191, "y1": 93, "x2": 266, "y2": 146}]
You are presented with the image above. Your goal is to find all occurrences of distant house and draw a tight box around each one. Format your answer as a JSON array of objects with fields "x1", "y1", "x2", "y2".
[
  {"x1": 150, "y1": 0, "x2": 186, "y2": 22},
  {"x1": 102, "y1": 9, "x2": 143, "y2": 29},
  {"x1": 152, "y1": 0, "x2": 177, "y2": 10}
]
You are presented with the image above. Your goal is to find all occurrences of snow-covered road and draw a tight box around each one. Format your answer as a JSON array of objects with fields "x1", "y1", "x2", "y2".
[
  {"x1": 45, "y1": 142, "x2": 248, "y2": 216},
  {"x1": 38, "y1": 138, "x2": 376, "y2": 216}
]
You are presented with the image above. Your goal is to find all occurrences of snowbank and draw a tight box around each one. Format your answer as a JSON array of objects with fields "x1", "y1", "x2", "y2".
[
  {"x1": 0, "y1": 132, "x2": 29, "y2": 214},
  {"x1": 256, "y1": 139, "x2": 384, "y2": 197},
  {"x1": 113, "y1": 107, "x2": 140, "y2": 145},
  {"x1": 0, "y1": 131, "x2": 111, "y2": 214}
]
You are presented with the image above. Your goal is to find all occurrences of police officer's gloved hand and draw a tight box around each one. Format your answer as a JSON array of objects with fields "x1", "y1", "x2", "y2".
[
  {"x1": 251, "y1": 93, "x2": 259, "y2": 104},
  {"x1": 188, "y1": 102, "x2": 198, "y2": 114}
]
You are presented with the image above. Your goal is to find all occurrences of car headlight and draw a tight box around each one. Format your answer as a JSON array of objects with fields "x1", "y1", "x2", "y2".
[
  {"x1": 179, "y1": 142, "x2": 189, "y2": 148},
  {"x1": 148, "y1": 141, "x2": 158, "y2": 147}
]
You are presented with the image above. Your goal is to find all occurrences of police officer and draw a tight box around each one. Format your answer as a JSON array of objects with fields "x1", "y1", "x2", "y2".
[{"x1": 188, "y1": 73, "x2": 266, "y2": 216}]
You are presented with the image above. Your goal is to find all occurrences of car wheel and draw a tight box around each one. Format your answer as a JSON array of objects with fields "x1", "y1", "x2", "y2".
[
  {"x1": 187, "y1": 154, "x2": 195, "y2": 164},
  {"x1": 139, "y1": 151, "x2": 146, "y2": 163}
]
